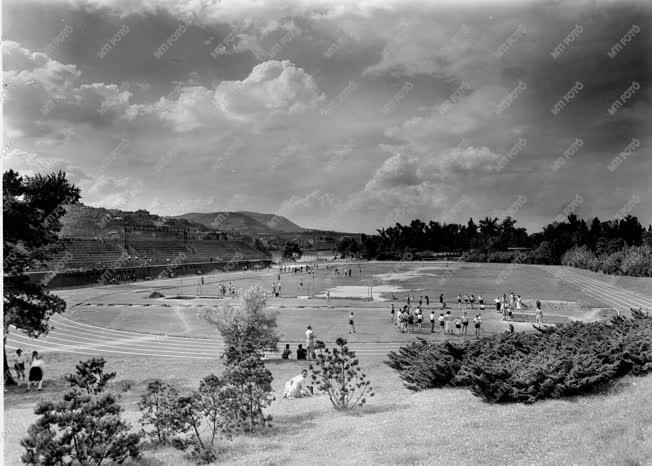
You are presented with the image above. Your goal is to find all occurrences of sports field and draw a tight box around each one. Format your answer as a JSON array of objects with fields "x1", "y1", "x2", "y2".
[{"x1": 4, "y1": 262, "x2": 652, "y2": 465}]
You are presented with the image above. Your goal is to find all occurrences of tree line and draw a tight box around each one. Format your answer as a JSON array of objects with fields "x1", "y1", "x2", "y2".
[{"x1": 337, "y1": 214, "x2": 652, "y2": 276}]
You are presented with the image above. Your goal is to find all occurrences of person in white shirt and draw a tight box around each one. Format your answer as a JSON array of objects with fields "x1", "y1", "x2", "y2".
[
  {"x1": 27, "y1": 351, "x2": 45, "y2": 391},
  {"x1": 305, "y1": 326, "x2": 315, "y2": 360},
  {"x1": 438, "y1": 313, "x2": 445, "y2": 334},
  {"x1": 283, "y1": 369, "x2": 313, "y2": 399},
  {"x1": 430, "y1": 311, "x2": 436, "y2": 333}
]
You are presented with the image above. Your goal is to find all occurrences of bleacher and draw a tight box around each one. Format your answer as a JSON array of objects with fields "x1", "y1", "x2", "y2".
[{"x1": 37, "y1": 237, "x2": 269, "y2": 271}]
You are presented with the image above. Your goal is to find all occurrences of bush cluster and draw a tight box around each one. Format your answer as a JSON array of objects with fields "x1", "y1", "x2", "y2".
[
  {"x1": 309, "y1": 338, "x2": 374, "y2": 410},
  {"x1": 463, "y1": 244, "x2": 652, "y2": 277},
  {"x1": 386, "y1": 309, "x2": 651, "y2": 403},
  {"x1": 562, "y1": 245, "x2": 652, "y2": 277}
]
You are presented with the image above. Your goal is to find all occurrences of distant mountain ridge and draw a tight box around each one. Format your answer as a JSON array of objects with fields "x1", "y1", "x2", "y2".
[
  {"x1": 173, "y1": 211, "x2": 306, "y2": 234},
  {"x1": 59, "y1": 204, "x2": 310, "y2": 238}
]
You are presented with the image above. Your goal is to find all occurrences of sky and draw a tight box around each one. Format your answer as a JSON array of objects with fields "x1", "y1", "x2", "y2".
[{"x1": 2, "y1": 0, "x2": 651, "y2": 234}]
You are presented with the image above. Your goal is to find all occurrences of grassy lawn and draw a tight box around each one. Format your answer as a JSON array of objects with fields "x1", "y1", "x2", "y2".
[{"x1": 4, "y1": 353, "x2": 651, "y2": 465}]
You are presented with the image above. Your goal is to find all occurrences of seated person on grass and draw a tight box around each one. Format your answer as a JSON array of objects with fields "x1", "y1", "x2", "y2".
[
  {"x1": 282, "y1": 344, "x2": 292, "y2": 359},
  {"x1": 296, "y1": 344, "x2": 307, "y2": 360},
  {"x1": 283, "y1": 369, "x2": 313, "y2": 399}
]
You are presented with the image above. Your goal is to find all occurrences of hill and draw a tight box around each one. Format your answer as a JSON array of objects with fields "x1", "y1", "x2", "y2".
[
  {"x1": 174, "y1": 211, "x2": 305, "y2": 234},
  {"x1": 59, "y1": 205, "x2": 355, "y2": 252},
  {"x1": 59, "y1": 204, "x2": 212, "y2": 238}
]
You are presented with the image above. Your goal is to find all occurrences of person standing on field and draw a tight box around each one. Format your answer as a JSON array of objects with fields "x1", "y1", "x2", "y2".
[
  {"x1": 536, "y1": 303, "x2": 543, "y2": 324},
  {"x1": 348, "y1": 312, "x2": 356, "y2": 334},
  {"x1": 473, "y1": 315, "x2": 482, "y2": 336},
  {"x1": 26, "y1": 351, "x2": 45, "y2": 391},
  {"x1": 430, "y1": 310, "x2": 436, "y2": 333},
  {"x1": 305, "y1": 325, "x2": 315, "y2": 360},
  {"x1": 13, "y1": 349, "x2": 25, "y2": 384}
]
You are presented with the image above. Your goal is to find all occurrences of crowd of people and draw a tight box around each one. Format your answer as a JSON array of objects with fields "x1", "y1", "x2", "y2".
[
  {"x1": 389, "y1": 294, "x2": 484, "y2": 337},
  {"x1": 387, "y1": 291, "x2": 544, "y2": 336}
]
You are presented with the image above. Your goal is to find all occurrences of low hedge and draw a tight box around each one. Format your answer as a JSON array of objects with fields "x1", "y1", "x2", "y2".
[{"x1": 386, "y1": 309, "x2": 651, "y2": 403}]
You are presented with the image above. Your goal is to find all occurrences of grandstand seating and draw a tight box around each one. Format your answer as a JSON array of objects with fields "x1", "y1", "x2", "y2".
[{"x1": 38, "y1": 237, "x2": 269, "y2": 271}]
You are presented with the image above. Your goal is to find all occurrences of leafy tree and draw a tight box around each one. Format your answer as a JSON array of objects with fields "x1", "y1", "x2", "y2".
[
  {"x1": 138, "y1": 379, "x2": 186, "y2": 445},
  {"x1": 253, "y1": 237, "x2": 270, "y2": 255},
  {"x1": 203, "y1": 286, "x2": 279, "y2": 357},
  {"x1": 21, "y1": 358, "x2": 141, "y2": 465},
  {"x1": 282, "y1": 240, "x2": 303, "y2": 259},
  {"x1": 310, "y1": 337, "x2": 374, "y2": 410},
  {"x1": 222, "y1": 355, "x2": 274, "y2": 431},
  {"x1": 195, "y1": 374, "x2": 243, "y2": 444},
  {"x1": 173, "y1": 395, "x2": 208, "y2": 457},
  {"x1": 65, "y1": 357, "x2": 116, "y2": 395},
  {"x1": 3, "y1": 170, "x2": 80, "y2": 384},
  {"x1": 337, "y1": 236, "x2": 361, "y2": 258}
]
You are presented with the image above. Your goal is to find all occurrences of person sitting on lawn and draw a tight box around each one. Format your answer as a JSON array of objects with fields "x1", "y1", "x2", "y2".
[
  {"x1": 296, "y1": 344, "x2": 307, "y2": 360},
  {"x1": 282, "y1": 344, "x2": 292, "y2": 359},
  {"x1": 283, "y1": 369, "x2": 313, "y2": 399}
]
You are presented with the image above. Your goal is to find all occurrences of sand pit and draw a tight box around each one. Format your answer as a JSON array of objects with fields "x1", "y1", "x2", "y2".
[
  {"x1": 522, "y1": 299, "x2": 580, "y2": 313},
  {"x1": 372, "y1": 266, "x2": 447, "y2": 282},
  {"x1": 316, "y1": 285, "x2": 408, "y2": 301}
]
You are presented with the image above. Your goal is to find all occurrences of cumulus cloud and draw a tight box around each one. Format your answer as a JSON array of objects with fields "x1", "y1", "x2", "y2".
[
  {"x1": 134, "y1": 60, "x2": 324, "y2": 132},
  {"x1": 3, "y1": 41, "x2": 132, "y2": 135},
  {"x1": 277, "y1": 190, "x2": 336, "y2": 218},
  {"x1": 386, "y1": 85, "x2": 510, "y2": 145},
  {"x1": 363, "y1": 17, "x2": 497, "y2": 82},
  {"x1": 426, "y1": 146, "x2": 503, "y2": 174},
  {"x1": 363, "y1": 153, "x2": 420, "y2": 191}
]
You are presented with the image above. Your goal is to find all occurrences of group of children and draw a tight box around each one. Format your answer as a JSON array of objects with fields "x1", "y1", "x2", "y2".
[
  {"x1": 12, "y1": 349, "x2": 46, "y2": 391},
  {"x1": 219, "y1": 282, "x2": 237, "y2": 297},
  {"x1": 456, "y1": 293, "x2": 487, "y2": 311},
  {"x1": 390, "y1": 302, "x2": 483, "y2": 337}
]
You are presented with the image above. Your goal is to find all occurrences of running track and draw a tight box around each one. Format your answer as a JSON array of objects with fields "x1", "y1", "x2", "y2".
[
  {"x1": 6, "y1": 266, "x2": 651, "y2": 360},
  {"x1": 543, "y1": 266, "x2": 652, "y2": 315},
  {"x1": 5, "y1": 314, "x2": 407, "y2": 360}
]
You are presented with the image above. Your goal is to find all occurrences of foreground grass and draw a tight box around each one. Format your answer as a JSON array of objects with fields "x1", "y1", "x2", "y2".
[{"x1": 4, "y1": 353, "x2": 651, "y2": 466}]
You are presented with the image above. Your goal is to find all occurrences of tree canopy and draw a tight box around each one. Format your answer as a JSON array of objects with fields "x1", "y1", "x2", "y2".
[{"x1": 3, "y1": 170, "x2": 80, "y2": 383}]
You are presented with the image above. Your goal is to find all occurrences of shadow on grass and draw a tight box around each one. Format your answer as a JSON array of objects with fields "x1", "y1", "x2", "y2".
[
  {"x1": 339, "y1": 401, "x2": 411, "y2": 417},
  {"x1": 257, "y1": 410, "x2": 322, "y2": 437},
  {"x1": 4, "y1": 375, "x2": 70, "y2": 404}
]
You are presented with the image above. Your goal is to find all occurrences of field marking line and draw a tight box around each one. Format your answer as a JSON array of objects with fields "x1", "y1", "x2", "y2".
[
  {"x1": 549, "y1": 267, "x2": 652, "y2": 307},
  {"x1": 26, "y1": 325, "x2": 226, "y2": 351},
  {"x1": 543, "y1": 268, "x2": 645, "y2": 312},
  {"x1": 545, "y1": 269, "x2": 631, "y2": 311},
  {"x1": 5, "y1": 333, "x2": 219, "y2": 359},
  {"x1": 552, "y1": 266, "x2": 652, "y2": 305}
]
